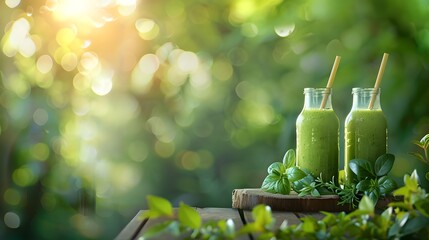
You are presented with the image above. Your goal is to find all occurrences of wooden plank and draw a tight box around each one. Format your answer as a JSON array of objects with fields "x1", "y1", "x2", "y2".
[
  {"x1": 197, "y1": 208, "x2": 248, "y2": 240},
  {"x1": 196, "y1": 208, "x2": 244, "y2": 229},
  {"x1": 295, "y1": 212, "x2": 327, "y2": 221},
  {"x1": 114, "y1": 210, "x2": 147, "y2": 240},
  {"x1": 243, "y1": 209, "x2": 301, "y2": 229},
  {"x1": 233, "y1": 189, "x2": 351, "y2": 212},
  {"x1": 134, "y1": 209, "x2": 185, "y2": 240}
]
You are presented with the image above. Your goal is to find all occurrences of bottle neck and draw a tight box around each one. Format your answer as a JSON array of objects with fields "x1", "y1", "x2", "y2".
[
  {"x1": 351, "y1": 88, "x2": 382, "y2": 110},
  {"x1": 303, "y1": 88, "x2": 333, "y2": 109}
]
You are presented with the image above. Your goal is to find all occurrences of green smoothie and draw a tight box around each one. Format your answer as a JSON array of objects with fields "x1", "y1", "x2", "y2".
[
  {"x1": 345, "y1": 109, "x2": 387, "y2": 182},
  {"x1": 296, "y1": 108, "x2": 339, "y2": 182}
]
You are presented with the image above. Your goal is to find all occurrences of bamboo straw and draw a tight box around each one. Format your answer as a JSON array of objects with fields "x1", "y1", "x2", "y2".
[
  {"x1": 368, "y1": 53, "x2": 389, "y2": 109},
  {"x1": 320, "y1": 56, "x2": 341, "y2": 109}
]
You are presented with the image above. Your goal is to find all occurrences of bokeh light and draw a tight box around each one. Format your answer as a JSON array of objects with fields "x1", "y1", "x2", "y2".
[{"x1": 1, "y1": 0, "x2": 429, "y2": 239}]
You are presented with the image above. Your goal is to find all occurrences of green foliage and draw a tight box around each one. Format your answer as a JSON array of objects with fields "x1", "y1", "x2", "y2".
[
  {"x1": 350, "y1": 154, "x2": 397, "y2": 205},
  {"x1": 411, "y1": 134, "x2": 429, "y2": 180},
  {"x1": 142, "y1": 195, "x2": 174, "y2": 219},
  {"x1": 261, "y1": 150, "x2": 397, "y2": 207},
  {"x1": 141, "y1": 171, "x2": 429, "y2": 239},
  {"x1": 261, "y1": 149, "x2": 306, "y2": 194}
]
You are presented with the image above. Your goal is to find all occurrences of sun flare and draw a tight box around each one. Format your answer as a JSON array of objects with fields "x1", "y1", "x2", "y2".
[{"x1": 51, "y1": 0, "x2": 97, "y2": 20}]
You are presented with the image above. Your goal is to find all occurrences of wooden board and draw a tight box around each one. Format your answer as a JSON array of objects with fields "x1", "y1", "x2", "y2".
[
  {"x1": 232, "y1": 188, "x2": 400, "y2": 212},
  {"x1": 232, "y1": 189, "x2": 352, "y2": 212},
  {"x1": 114, "y1": 210, "x2": 146, "y2": 240}
]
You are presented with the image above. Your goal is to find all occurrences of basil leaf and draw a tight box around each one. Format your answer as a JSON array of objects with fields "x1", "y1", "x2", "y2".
[
  {"x1": 356, "y1": 179, "x2": 371, "y2": 192},
  {"x1": 378, "y1": 176, "x2": 397, "y2": 195},
  {"x1": 349, "y1": 159, "x2": 375, "y2": 180},
  {"x1": 282, "y1": 149, "x2": 295, "y2": 169},
  {"x1": 286, "y1": 166, "x2": 306, "y2": 182},
  {"x1": 267, "y1": 162, "x2": 285, "y2": 175},
  {"x1": 292, "y1": 174, "x2": 314, "y2": 192},
  {"x1": 374, "y1": 153, "x2": 395, "y2": 177},
  {"x1": 261, "y1": 173, "x2": 280, "y2": 193},
  {"x1": 275, "y1": 177, "x2": 290, "y2": 194}
]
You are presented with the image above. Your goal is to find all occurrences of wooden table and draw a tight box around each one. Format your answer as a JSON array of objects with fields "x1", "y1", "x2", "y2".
[
  {"x1": 114, "y1": 207, "x2": 326, "y2": 240},
  {"x1": 114, "y1": 189, "x2": 396, "y2": 239}
]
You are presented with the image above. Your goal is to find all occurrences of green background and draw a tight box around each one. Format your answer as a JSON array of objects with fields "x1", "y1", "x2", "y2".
[{"x1": 1, "y1": 0, "x2": 428, "y2": 238}]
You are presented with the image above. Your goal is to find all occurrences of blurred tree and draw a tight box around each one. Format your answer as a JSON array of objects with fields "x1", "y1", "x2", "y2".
[{"x1": 1, "y1": 0, "x2": 428, "y2": 239}]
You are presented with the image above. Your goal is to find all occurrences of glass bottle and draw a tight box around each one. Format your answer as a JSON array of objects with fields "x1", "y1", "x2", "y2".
[
  {"x1": 344, "y1": 88, "x2": 387, "y2": 183},
  {"x1": 296, "y1": 88, "x2": 339, "y2": 182}
]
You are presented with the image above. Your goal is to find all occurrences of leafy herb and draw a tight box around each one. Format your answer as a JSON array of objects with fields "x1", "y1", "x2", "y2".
[
  {"x1": 261, "y1": 149, "x2": 306, "y2": 194},
  {"x1": 410, "y1": 133, "x2": 429, "y2": 180},
  {"x1": 349, "y1": 154, "x2": 397, "y2": 205},
  {"x1": 261, "y1": 149, "x2": 397, "y2": 207}
]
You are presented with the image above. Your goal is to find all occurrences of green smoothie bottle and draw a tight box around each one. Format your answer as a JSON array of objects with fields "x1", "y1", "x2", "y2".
[
  {"x1": 296, "y1": 88, "x2": 339, "y2": 182},
  {"x1": 345, "y1": 88, "x2": 387, "y2": 183}
]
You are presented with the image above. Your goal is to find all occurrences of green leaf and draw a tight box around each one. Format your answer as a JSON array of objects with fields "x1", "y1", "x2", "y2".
[
  {"x1": 426, "y1": 172, "x2": 429, "y2": 181},
  {"x1": 282, "y1": 149, "x2": 295, "y2": 168},
  {"x1": 349, "y1": 159, "x2": 375, "y2": 180},
  {"x1": 291, "y1": 172, "x2": 314, "y2": 192},
  {"x1": 368, "y1": 189, "x2": 380, "y2": 205},
  {"x1": 400, "y1": 215, "x2": 429, "y2": 237},
  {"x1": 381, "y1": 207, "x2": 393, "y2": 221},
  {"x1": 409, "y1": 152, "x2": 424, "y2": 162},
  {"x1": 178, "y1": 202, "x2": 201, "y2": 229},
  {"x1": 388, "y1": 202, "x2": 410, "y2": 210},
  {"x1": 267, "y1": 162, "x2": 285, "y2": 176},
  {"x1": 415, "y1": 198, "x2": 429, "y2": 217},
  {"x1": 412, "y1": 140, "x2": 424, "y2": 148},
  {"x1": 261, "y1": 173, "x2": 280, "y2": 193},
  {"x1": 143, "y1": 195, "x2": 174, "y2": 218},
  {"x1": 404, "y1": 171, "x2": 419, "y2": 192},
  {"x1": 252, "y1": 204, "x2": 274, "y2": 229},
  {"x1": 374, "y1": 153, "x2": 395, "y2": 177},
  {"x1": 300, "y1": 217, "x2": 317, "y2": 233},
  {"x1": 286, "y1": 166, "x2": 306, "y2": 182},
  {"x1": 356, "y1": 179, "x2": 371, "y2": 192},
  {"x1": 378, "y1": 176, "x2": 397, "y2": 195},
  {"x1": 393, "y1": 186, "x2": 409, "y2": 198},
  {"x1": 238, "y1": 222, "x2": 261, "y2": 234},
  {"x1": 275, "y1": 177, "x2": 291, "y2": 194},
  {"x1": 358, "y1": 195, "x2": 375, "y2": 213},
  {"x1": 420, "y1": 134, "x2": 429, "y2": 148},
  {"x1": 142, "y1": 220, "x2": 178, "y2": 239},
  {"x1": 311, "y1": 188, "x2": 320, "y2": 197}
]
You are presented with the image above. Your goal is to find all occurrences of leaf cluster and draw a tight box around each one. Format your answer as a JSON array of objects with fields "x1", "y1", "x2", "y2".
[
  {"x1": 349, "y1": 153, "x2": 398, "y2": 205},
  {"x1": 261, "y1": 150, "x2": 307, "y2": 195},
  {"x1": 410, "y1": 134, "x2": 429, "y2": 180},
  {"x1": 261, "y1": 149, "x2": 398, "y2": 208}
]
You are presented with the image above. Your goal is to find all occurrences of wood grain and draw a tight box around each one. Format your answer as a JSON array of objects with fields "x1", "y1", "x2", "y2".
[{"x1": 232, "y1": 189, "x2": 351, "y2": 212}]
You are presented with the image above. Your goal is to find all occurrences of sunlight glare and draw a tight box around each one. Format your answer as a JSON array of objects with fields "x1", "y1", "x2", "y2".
[
  {"x1": 37, "y1": 55, "x2": 54, "y2": 74},
  {"x1": 5, "y1": 0, "x2": 21, "y2": 8},
  {"x1": 91, "y1": 70, "x2": 113, "y2": 96},
  {"x1": 53, "y1": 0, "x2": 96, "y2": 20}
]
